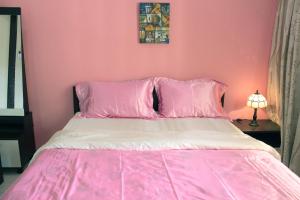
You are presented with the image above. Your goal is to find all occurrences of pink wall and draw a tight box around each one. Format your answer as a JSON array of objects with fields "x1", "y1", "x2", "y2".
[{"x1": 0, "y1": 0, "x2": 278, "y2": 147}]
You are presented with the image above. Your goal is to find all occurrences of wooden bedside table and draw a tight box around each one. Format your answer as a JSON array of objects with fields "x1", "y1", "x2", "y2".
[
  {"x1": 232, "y1": 119, "x2": 281, "y2": 148},
  {"x1": 0, "y1": 153, "x2": 3, "y2": 184},
  {"x1": 0, "y1": 113, "x2": 36, "y2": 172}
]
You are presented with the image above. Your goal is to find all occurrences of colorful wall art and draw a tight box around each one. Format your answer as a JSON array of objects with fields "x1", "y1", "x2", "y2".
[{"x1": 139, "y1": 3, "x2": 170, "y2": 44}]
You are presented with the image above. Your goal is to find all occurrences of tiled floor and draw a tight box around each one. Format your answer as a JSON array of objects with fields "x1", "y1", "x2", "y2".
[{"x1": 0, "y1": 170, "x2": 20, "y2": 196}]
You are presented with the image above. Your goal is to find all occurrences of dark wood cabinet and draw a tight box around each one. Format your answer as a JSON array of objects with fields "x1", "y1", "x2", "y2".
[
  {"x1": 0, "y1": 154, "x2": 3, "y2": 184},
  {"x1": 0, "y1": 112, "x2": 36, "y2": 172},
  {"x1": 232, "y1": 119, "x2": 281, "y2": 148},
  {"x1": 0, "y1": 8, "x2": 36, "y2": 173}
]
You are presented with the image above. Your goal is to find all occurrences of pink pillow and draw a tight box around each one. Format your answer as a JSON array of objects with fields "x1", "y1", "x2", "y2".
[
  {"x1": 155, "y1": 78, "x2": 228, "y2": 118},
  {"x1": 76, "y1": 78, "x2": 157, "y2": 118}
]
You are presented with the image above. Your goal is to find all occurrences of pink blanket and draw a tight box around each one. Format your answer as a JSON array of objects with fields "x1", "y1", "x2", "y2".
[{"x1": 2, "y1": 149, "x2": 300, "y2": 200}]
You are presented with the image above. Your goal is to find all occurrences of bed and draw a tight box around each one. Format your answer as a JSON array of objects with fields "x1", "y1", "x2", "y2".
[{"x1": 2, "y1": 86, "x2": 300, "y2": 200}]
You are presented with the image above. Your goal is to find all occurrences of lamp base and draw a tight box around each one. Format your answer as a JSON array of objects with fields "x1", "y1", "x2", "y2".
[{"x1": 249, "y1": 120, "x2": 259, "y2": 127}]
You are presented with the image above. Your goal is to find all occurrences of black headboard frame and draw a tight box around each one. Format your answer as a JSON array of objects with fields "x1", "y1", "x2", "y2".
[
  {"x1": 73, "y1": 86, "x2": 224, "y2": 114},
  {"x1": 73, "y1": 87, "x2": 80, "y2": 114}
]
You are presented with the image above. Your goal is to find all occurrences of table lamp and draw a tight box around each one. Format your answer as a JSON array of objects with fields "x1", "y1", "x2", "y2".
[{"x1": 247, "y1": 90, "x2": 267, "y2": 127}]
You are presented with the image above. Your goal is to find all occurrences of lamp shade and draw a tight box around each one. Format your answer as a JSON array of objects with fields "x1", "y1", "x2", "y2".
[{"x1": 247, "y1": 91, "x2": 267, "y2": 109}]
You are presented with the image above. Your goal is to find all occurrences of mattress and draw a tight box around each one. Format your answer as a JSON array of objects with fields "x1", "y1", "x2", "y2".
[{"x1": 2, "y1": 117, "x2": 300, "y2": 200}]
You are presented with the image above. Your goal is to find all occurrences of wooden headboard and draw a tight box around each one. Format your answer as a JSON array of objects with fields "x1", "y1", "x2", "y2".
[{"x1": 73, "y1": 86, "x2": 224, "y2": 114}]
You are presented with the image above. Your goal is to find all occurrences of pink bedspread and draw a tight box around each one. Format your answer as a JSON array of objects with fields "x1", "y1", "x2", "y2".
[{"x1": 2, "y1": 149, "x2": 300, "y2": 200}]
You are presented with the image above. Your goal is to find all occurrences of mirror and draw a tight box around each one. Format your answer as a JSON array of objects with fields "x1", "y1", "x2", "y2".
[{"x1": 0, "y1": 8, "x2": 26, "y2": 116}]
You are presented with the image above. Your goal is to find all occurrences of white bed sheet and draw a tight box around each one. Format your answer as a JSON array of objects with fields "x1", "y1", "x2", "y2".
[{"x1": 35, "y1": 116, "x2": 280, "y2": 159}]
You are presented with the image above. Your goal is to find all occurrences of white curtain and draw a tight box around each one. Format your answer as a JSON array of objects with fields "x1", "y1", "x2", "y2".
[{"x1": 267, "y1": 0, "x2": 300, "y2": 175}]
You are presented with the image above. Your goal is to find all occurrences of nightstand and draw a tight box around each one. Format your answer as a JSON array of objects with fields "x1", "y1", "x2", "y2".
[
  {"x1": 0, "y1": 154, "x2": 3, "y2": 184},
  {"x1": 0, "y1": 112, "x2": 36, "y2": 172},
  {"x1": 232, "y1": 119, "x2": 281, "y2": 148}
]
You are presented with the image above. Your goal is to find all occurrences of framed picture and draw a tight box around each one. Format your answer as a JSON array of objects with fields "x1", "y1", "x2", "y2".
[{"x1": 139, "y1": 3, "x2": 170, "y2": 44}]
